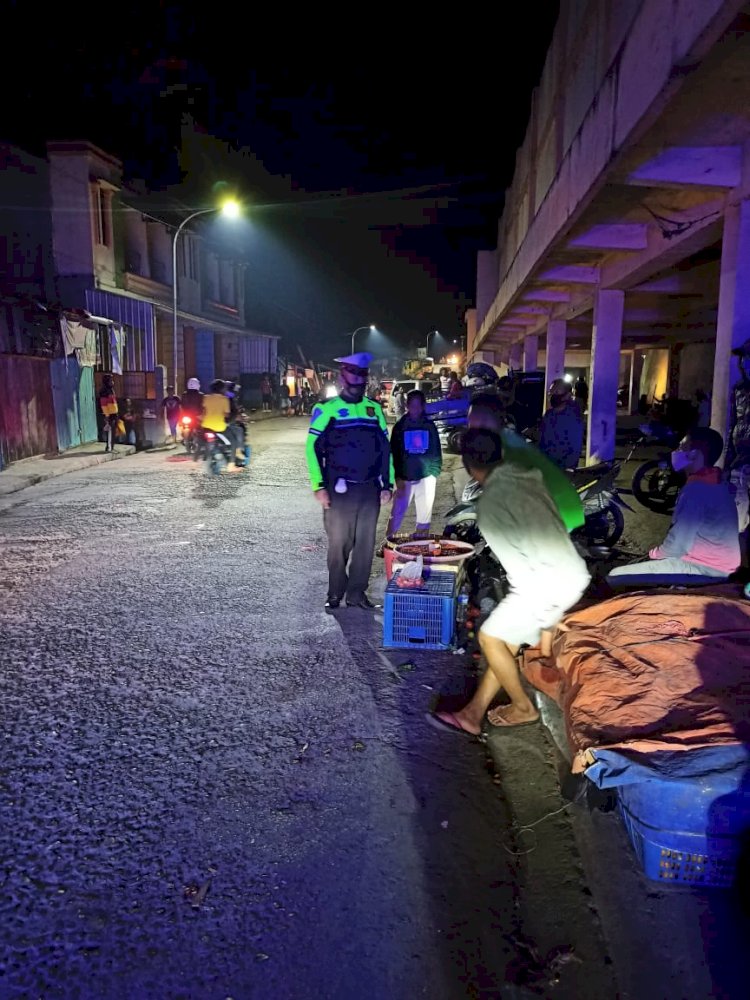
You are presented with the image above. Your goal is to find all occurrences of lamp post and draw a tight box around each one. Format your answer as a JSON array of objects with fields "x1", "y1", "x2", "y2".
[
  {"x1": 426, "y1": 329, "x2": 438, "y2": 358},
  {"x1": 171, "y1": 199, "x2": 240, "y2": 390},
  {"x1": 350, "y1": 324, "x2": 376, "y2": 355}
]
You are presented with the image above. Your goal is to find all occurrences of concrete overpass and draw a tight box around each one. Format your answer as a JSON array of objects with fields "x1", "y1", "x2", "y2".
[{"x1": 468, "y1": 0, "x2": 750, "y2": 462}]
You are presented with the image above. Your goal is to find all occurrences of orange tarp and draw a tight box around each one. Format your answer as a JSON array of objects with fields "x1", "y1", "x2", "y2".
[{"x1": 521, "y1": 586, "x2": 750, "y2": 772}]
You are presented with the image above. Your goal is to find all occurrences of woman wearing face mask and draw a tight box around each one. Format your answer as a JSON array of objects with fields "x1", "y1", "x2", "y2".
[{"x1": 607, "y1": 427, "x2": 740, "y2": 588}]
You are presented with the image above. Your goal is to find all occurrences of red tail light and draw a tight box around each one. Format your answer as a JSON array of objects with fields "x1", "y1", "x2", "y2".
[
  {"x1": 204, "y1": 432, "x2": 216, "y2": 441},
  {"x1": 182, "y1": 416, "x2": 192, "y2": 425}
]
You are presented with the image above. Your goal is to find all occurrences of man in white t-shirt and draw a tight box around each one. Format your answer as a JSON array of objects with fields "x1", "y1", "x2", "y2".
[{"x1": 431, "y1": 428, "x2": 590, "y2": 735}]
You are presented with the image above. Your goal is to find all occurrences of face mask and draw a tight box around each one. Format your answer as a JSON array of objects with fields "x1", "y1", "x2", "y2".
[{"x1": 671, "y1": 449, "x2": 703, "y2": 473}]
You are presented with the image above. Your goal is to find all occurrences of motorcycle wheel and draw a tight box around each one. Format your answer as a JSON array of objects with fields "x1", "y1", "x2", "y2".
[
  {"x1": 453, "y1": 522, "x2": 482, "y2": 545},
  {"x1": 207, "y1": 450, "x2": 223, "y2": 476},
  {"x1": 446, "y1": 428, "x2": 464, "y2": 454},
  {"x1": 631, "y1": 460, "x2": 682, "y2": 514},
  {"x1": 584, "y1": 504, "x2": 625, "y2": 548}
]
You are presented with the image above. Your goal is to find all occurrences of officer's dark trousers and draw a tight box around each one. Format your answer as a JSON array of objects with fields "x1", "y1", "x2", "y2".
[{"x1": 323, "y1": 483, "x2": 380, "y2": 603}]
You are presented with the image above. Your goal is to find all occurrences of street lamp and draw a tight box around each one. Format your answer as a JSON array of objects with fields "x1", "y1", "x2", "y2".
[
  {"x1": 171, "y1": 198, "x2": 241, "y2": 389},
  {"x1": 350, "y1": 324, "x2": 376, "y2": 355},
  {"x1": 426, "y1": 329, "x2": 439, "y2": 357}
]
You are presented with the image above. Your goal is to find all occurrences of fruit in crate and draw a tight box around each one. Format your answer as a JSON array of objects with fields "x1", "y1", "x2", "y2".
[{"x1": 395, "y1": 575, "x2": 425, "y2": 589}]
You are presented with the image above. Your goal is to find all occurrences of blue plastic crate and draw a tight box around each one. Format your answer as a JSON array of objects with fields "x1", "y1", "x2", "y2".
[
  {"x1": 617, "y1": 771, "x2": 750, "y2": 887},
  {"x1": 383, "y1": 569, "x2": 458, "y2": 650}
]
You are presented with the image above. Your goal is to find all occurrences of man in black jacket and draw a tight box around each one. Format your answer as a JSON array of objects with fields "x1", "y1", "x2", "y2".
[{"x1": 387, "y1": 389, "x2": 442, "y2": 536}]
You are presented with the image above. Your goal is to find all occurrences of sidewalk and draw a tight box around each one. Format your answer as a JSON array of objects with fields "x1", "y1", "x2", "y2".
[
  {"x1": 0, "y1": 412, "x2": 284, "y2": 502},
  {"x1": 0, "y1": 442, "x2": 137, "y2": 499}
]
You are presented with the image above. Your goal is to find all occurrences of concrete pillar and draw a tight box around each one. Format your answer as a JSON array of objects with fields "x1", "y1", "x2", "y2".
[
  {"x1": 587, "y1": 289, "x2": 625, "y2": 464},
  {"x1": 523, "y1": 333, "x2": 539, "y2": 371},
  {"x1": 508, "y1": 341, "x2": 523, "y2": 370},
  {"x1": 545, "y1": 319, "x2": 566, "y2": 387},
  {"x1": 712, "y1": 198, "x2": 750, "y2": 448}
]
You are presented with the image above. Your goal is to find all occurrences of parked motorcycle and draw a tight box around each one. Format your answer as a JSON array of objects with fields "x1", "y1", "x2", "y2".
[
  {"x1": 624, "y1": 423, "x2": 685, "y2": 514},
  {"x1": 570, "y1": 460, "x2": 629, "y2": 548},
  {"x1": 444, "y1": 458, "x2": 630, "y2": 554}
]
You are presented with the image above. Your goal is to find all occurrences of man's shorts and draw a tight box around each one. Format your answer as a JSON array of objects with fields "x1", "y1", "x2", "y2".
[{"x1": 479, "y1": 577, "x2": 589, "y2": 648}]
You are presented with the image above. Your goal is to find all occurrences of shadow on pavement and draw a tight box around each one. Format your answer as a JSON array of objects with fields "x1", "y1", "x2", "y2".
[
  {"x1": 190, "y1": 468, "x2": 251, "y2": 509},
  {"x1": 333, "y1": 605, "x2": 571, "y2": 999}
]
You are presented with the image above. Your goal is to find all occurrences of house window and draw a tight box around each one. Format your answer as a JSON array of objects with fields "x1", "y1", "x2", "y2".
[
  {"x1": 181, "y1": 237, "x2": 199, "y2": 280},
  {"x1": 206, "y1": 252, "x2": 219, "y2": 300},
  {"x1": 92, "y1": 186, "x2": 112, "y2": 247},
  {"x1": 219, "y1": 259, "x2": 236, "y2": 307}
]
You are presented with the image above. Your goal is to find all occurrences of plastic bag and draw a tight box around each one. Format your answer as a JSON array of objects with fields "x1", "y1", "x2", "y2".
[{"x1": 397, "y1": 554, "x2": 424, "y2": 588}]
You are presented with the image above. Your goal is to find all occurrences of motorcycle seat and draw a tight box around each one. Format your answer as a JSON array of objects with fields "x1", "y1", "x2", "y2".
[{"x1": 570, "y1": 461, "x2": 612, "y2": 481}]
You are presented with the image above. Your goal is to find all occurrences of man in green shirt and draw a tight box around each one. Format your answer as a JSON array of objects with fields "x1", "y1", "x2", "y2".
[
  {"x1": 467, "y1": 393, "x2": 585, "y2": 533},
  {"x1": 306, "y1": 352, "x2": 394, "y2": 610}
]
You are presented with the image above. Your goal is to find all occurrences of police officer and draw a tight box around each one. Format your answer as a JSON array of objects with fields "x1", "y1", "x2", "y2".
[{"x1": 306, "y1": 352, "x2": 394, "y2": 610}]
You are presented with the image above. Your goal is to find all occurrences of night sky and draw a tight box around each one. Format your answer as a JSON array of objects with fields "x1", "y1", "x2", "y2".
[{"x1": 6, "y1": 2, "x2": 560, "y2": 362}]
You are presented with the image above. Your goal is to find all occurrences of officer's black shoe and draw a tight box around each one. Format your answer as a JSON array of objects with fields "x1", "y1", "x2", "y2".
[
  {"x1": 346, "y1": 595, "x2": 382, "y2": 610},
  {"x1": 324, "y1": 598, "x2": 341, "y2": 611}
]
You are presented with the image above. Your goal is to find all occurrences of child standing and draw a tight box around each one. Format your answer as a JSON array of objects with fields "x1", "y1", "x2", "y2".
[
  {"x1": 387, "y1": 390, "x2": 442, "y2": 536},
  {"x1": 161, "y1": 385, "x2": 182, "y2": 444}
]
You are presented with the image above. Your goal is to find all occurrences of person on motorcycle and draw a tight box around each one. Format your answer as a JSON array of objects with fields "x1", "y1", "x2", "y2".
[
  {"x1": 607, "y1": 427, "x2": 740, "y2": 588},
  {"x1": 181, "y1": 378, "x2": 203, "y2": 421},
  {"x1": 202, "y1": 379, "x2": 243, "y2": 466},
  {"x1": 233, "y1": 406, "x2": 252, "y2": 467},
  {"x1": 431, "y1": 429, "x2": 589, "y2": 735},
  {"x1": 467, "y1": 394, "x2": 585, "y2": 533},
  {"x1": 224, "y1": 381, "x2": 240, "y2": 418}
]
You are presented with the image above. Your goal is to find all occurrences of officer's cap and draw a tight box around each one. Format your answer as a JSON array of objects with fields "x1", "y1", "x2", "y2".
[{"x1": 333, "y1": 352, "x2": 373, "y2": 369}]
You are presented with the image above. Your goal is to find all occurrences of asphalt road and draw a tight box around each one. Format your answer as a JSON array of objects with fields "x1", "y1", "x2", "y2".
[
  {"x1": 1, "y1": 417, "x2": 745, "y2": 1000},
  {"x1": 0, "y1": 419, "x2": 533, "y2": 999}
]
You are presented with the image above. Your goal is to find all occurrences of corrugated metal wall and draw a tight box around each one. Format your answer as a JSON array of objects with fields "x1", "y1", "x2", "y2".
[
  {"x1": 0, "y1": 355, "x2": 59, "y2": 465},
  {"x1": 85, "y1": 290, "x2": 156, "y2": 370},
  {"x1": 50, "y1": 357, "x2": 98, "y2": 450},
  {"x1": 239, "y1": 335, "x2": 276, "y2": 373}
]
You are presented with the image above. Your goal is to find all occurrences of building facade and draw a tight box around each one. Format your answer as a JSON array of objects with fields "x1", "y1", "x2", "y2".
[
  {"x1": 0, "y1": 139, "x2": 278, "y2": 468},
  {"x1": 0, "y1": 143, "x2": 99, "y2": 466},
  {"x1": 47, "y1": 140, "x2": 278, "y2": 402}
]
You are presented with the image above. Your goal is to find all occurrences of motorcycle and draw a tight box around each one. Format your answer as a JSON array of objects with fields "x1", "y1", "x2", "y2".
[
  {"x1": 624, "y1": 423, "x2": 685, "y2": 514},
  {"x1": 202, "y1": 429, "x2": 234, "y2": 475},
  {"x1": 570, "y1": 460, "x2": 630, "y2": 548},
  {"x1": 180, "y1": 414, "x2": 200, "y2": 456},
  {"x1": 444, "y1": 458, "x2": 630, "y2": 554}
]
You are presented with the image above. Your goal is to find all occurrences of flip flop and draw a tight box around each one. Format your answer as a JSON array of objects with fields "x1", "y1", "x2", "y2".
[
  {"x1": 426, "y1": 711, "x2": 484, "y2": 740},
  {"x1": 485, "y1": 710, "x2": 541, "y2": 731}
]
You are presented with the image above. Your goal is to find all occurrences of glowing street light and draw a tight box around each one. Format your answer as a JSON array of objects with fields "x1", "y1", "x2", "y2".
[
  {"x1": 220, "y1": 199, "x2": 241, "y2": 220},
  {"x1": 171, "y1": 198, "x2": 242, "y2": 389},
  {"x1": 350, "y1": 324, "x2": 376, "y2": 354},
  {"x1": 426, "y1": 329, "x2": 439, "y2": 356}
]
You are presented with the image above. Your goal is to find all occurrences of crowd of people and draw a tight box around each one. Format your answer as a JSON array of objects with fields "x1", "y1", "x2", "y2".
[
  {"x1": 96, "y1": 374, "x2": 250, "y2": 464},
  {"x1": 305, "y1": 351, "x2": 747, "y2": 738}
]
